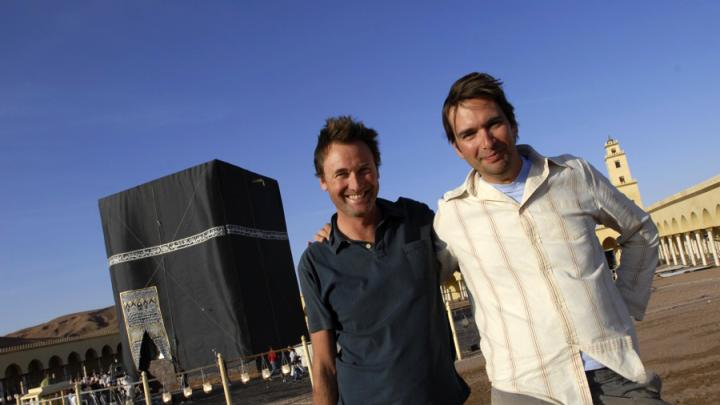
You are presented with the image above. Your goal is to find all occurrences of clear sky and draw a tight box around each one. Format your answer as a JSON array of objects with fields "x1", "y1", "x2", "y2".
[{"x1": 1, "y1": 1, "x2": 719, "y2": 336}]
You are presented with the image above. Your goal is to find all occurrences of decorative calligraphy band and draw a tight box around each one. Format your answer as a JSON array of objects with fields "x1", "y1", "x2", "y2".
[{"x1": 108, "y1": 224, "x2": 288, "y2": 266}]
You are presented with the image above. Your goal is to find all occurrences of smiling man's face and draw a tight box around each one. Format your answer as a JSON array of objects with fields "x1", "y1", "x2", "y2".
[
  {"x1": 319, "y1": 140, "x2": 379, "y2": 220},
  {"x1": 449, "y1": 98, "x2": 522, "y2": 184}
]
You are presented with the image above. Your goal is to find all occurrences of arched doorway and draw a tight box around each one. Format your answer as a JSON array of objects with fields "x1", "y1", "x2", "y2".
[
  {"x1": 602, "y1": 237, "x2": 619, "y2": 269},
  {"x1": 85, "y1": 349, "x2": 99, "y2": 375},
  {"x1": 101, "y1": 345, "x2": 115, "y2": 372},
  {"x1": 48, "y1": 356, "x2": 63, "y2": 382},
  {"x1": 26, "y1": 359, "x2": 44, "y2": 389},
  {"x1": 3, "y1": 364, "x2": 22, "y2": 398},
  {"x1": 67, "y1": 352, "x2": 82, "y2": 379}
]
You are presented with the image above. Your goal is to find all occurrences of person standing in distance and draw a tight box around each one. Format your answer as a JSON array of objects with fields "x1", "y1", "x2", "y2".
[{"x1": 298, "y1": 116, "x2": 469, "y2": 405}]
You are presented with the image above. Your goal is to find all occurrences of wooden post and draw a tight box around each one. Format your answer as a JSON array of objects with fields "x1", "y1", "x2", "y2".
[
  {"x1": 300, "y1": 295, "x2": 311, "y2": 341},
  {"x1": 445, "y1": 301, "x2": 462, "y2": 361},
  {"x1": 301, "y1": 335, "x2": 313, "y2": 387},
  {"x1": 140, "y1": 372, "x2": 151, "y2": 405},
  {"x1": 60, "y1": 390, "x2": 66, "y2": 405},
  {"x1": 73, "y1": 382, "x2": 81, "y2": 405},
  {"x1": 216, "y1": 353, "x2": 232, "y2": 405}
]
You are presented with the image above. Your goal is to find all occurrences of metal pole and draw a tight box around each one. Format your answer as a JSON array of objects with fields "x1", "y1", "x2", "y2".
[
  {"x1": 445, "y1": 301, "x2": 462, "y2": 361},
  {"x1": 216, "y1": 353, "x2": 232, "y2": 405},
  {"x1": 140, "y1": 372, "x2": 151, "y2": 405},
  {"x1": 301, "y1": 335, "x2": 313, "y2": 387}
]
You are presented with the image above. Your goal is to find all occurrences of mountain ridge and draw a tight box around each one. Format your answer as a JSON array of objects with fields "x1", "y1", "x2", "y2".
[{"x1": 3, "y1": 306, "x2": 118, "y2": 343}]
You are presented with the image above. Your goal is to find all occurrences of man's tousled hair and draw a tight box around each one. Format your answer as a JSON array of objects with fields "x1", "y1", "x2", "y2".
[
  {"x1": 442, "y1": 72, "x2": 518, "y2": 144},
  {"x1": 314, "y1": 116, "x2": 381, "y2": 178}
]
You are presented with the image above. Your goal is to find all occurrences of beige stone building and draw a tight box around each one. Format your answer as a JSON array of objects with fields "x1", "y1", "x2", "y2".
[
  {"x1": 0, "y1": 332, "x2": 122, "y2": 401},
  {"x1": 596, "y1": 138, "x2": 645, "y2": 266},
  {"x1": 595, "y1": 138, "x2": 720, "y2": 269},
  {"x1": 648, "y1": 176, "x2": 720, "y2": 267}
]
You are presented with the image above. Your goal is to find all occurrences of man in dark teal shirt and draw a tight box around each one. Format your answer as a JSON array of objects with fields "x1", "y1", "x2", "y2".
[{"x1": 298, "y1": 116, "x2": 468, "y2": 405}]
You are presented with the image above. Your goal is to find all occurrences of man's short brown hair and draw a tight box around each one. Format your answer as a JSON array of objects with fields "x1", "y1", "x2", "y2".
[
  {"x1": 314, "y1": 116, "x2": 381, "y2": 178},
  {"x1": 442, "y1": 72, "x2": 518, "y2": 144}
]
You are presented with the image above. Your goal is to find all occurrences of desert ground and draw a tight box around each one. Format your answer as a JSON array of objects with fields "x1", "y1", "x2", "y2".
[
  {"x1": 459, "y1": 266, "x2": 720, "y2": 405},
  {"x1": 198, "y1": 266, "x2": 720, "y2": 404}
]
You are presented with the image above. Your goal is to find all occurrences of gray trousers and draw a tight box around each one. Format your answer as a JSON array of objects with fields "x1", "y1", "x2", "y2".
[{"x1": 490, "y1": 368, "x2": 672, "y2": 404}]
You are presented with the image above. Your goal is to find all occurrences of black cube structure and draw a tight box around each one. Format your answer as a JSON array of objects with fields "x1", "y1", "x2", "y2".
[{"x1": 98, "y1": 160, "x2": 307, "y2": 375}]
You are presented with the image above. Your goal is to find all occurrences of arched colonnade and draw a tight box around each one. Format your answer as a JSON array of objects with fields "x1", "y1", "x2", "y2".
[
  {"x1": 0, "y1": 333, "x2": 122, "y2": 400},
  {"x1": 648, "y1": 177, "x2": 720, "y2": 268}
]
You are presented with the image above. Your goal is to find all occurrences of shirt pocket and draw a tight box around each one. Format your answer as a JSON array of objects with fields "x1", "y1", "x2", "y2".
[{"x1": 402, "y1": 239, "x2": 434, "y2": 281}]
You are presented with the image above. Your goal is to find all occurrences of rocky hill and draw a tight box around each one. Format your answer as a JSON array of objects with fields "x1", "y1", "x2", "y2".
[{"x1": 4, "y1": 306, "x2": 118, "y2": 340}]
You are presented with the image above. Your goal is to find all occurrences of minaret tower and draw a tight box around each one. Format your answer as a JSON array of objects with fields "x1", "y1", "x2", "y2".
[{"x1": 604, "y1": 137, "x2": 644, "y2": 209}]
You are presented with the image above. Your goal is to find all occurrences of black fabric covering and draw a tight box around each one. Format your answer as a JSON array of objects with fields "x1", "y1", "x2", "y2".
[{"x1": 98, "y1": 160, "x2": 306, "y2": 375}]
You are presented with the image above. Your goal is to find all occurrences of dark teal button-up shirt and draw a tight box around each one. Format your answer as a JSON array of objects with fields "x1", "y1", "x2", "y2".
[{"x1": 298, "y1": 197, "x2": 469, "y2": 405}]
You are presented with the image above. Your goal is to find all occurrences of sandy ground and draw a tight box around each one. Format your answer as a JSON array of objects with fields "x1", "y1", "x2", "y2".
[
  {"x1": 459, "y1": 266, "x2": 720, "y2": 405},
  {"x1": 635, "y1": 267, "x2": 720, "y2": 405},
  {"x1": 200, "y1": 267, "x2": 720, "y2": 404}
]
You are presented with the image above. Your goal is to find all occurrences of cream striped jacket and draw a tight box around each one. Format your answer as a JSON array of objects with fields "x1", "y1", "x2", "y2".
[{"x1": 434, "y1": 145, "x2": 659, "y2": 405}]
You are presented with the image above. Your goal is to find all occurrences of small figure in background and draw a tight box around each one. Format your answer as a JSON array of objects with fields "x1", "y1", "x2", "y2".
[
  {"x1": 267, "y1": 347, "x2": 278, "y2": 375},
  {"x1": 288, "y1": 347, "x2": 305, "y2": 381}
]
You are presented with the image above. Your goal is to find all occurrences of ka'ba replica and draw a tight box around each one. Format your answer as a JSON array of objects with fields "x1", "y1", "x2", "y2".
[{"x1": 98, "y1": 160, "x2": 307, "y2": 376}]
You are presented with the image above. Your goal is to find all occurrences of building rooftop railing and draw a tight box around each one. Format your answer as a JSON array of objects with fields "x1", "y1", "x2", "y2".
[{"x1": 0, "y1": 331, "x2": 119, "y2": 354}]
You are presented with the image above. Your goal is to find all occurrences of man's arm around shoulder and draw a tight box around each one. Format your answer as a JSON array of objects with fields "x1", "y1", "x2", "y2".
[
  {"x1": 396, "y1": 196, "x2": 462, "y2": 284},
  {"x1": 433, "y1": 197, "x2": 461, "y2": 283}
]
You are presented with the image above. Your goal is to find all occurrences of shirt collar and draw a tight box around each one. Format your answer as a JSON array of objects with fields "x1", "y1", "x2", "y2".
[
  {"x1": 442, "y1": 144, "x2": 570, "y2": 202},
  {"x1": 327, "y1": 197, "x2": 404, "y2": 254},
  {"x1": 523, "y1": 144, "x2": 569, "y2": 170}
]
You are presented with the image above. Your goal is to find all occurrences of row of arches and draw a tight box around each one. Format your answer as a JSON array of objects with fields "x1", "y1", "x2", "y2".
[
  {"x1": 654, "y1": 204, "x2": 720, "y2": 236},
  {"x1": 1, "y1": 344, "x2": 122, "y2": 397},
  {"x1": 604, "y1": 226, "x2": 720, "y2": 269},
  {"x1": 651, "y1": 196, "x2": 720, "y2": 267}
]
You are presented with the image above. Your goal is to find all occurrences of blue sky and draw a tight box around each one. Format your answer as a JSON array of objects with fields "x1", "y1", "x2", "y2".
[{"x1": 1, "y1": 1, "x2": 719, "y2": 335}]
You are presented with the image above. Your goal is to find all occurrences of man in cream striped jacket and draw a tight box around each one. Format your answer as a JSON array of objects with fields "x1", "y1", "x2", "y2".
[{"x1": 434, "y1": 72, "x2": 670, "y2": 405}]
